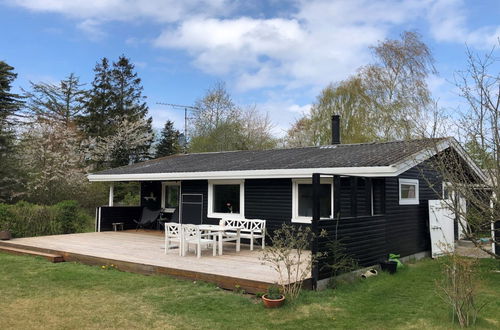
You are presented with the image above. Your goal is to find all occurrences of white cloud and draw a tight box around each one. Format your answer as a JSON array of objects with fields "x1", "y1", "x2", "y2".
[
  {"x1": 7, "y1": 0, "x2": 230, "y2": 23},
  {"x1": 77, "y1": 19, "x2": 106, "y2": 41},
  {"x1": 427, "y1": 0, "x2": 500, "y2": 49},
  {"x1": 153, "y1": 0, "x2": 428, "y2": 91}
]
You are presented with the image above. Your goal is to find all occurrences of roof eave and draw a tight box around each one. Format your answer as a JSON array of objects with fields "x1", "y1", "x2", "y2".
[{"x1": 87, "y1": 165, "x2": 398, "y2": 182}]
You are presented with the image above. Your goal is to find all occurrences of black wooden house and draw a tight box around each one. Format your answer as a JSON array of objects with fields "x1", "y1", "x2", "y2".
[{"x1": 88, "y1": 119, "x2": 486, "y2": 286}]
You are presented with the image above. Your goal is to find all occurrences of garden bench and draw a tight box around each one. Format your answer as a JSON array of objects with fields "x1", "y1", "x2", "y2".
[{"x1": 219, "y1": 219, "x2": 266, "y2": 250}]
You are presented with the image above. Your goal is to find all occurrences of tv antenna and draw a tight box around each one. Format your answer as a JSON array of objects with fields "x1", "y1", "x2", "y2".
[{"x1": 156, "y1": 102, "x2": 201, "y2": 144}]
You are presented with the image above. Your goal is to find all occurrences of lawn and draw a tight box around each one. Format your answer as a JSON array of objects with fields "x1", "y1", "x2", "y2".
[{"x1": 0, "y1": 253, "x2": 499, "y2": 329}]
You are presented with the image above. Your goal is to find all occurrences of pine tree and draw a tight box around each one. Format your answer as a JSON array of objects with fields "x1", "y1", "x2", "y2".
[
  {"x1": 80, "y1": 56, "x2": 153, "y2": 169},
  {"x1": 155, "y1": 120, "x2": 181, "y2": 158},
  {"x1": 0, "y1": 61, "x2": 24, "y2": 202},
  {"x1": 24, "y1": 73, "x2": 85, "y2": 126},
  {"x1": 79, "y1": 57, "x2": 113, "y2": 138},
  {"x1": 110, "y1": 55, "x2": 153, "y2": 164}
]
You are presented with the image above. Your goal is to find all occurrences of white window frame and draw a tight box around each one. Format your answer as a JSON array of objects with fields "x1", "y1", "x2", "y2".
[
  {"x1": 399, "y1": 178, "x2": 419, "y2": 205},
  {"x1": 292, "y1": 178, "x2": 334, "y2": 224},
  {"x1": 161, "y1": 181, "x2": 181, "y2": 209},
  {"x1": 207, "y1": 179, "x2": 245, "y2": 219}
]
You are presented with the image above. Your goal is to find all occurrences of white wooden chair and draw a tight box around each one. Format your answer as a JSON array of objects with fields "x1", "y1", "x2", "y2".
[
  {"x1": 164, "y1": 222, "x2": 182, "y2": 256},
  {"x1": 182, "y1": 224, "x2": 217, "y2": 258},
  {"x1": 219, "y1": 219, "x2": 266, "y2": 250}
]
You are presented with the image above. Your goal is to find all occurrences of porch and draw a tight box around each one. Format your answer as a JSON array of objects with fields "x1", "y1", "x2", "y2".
[{"x1": 0, "y1": 231, "x2": 310, "y2": 293}]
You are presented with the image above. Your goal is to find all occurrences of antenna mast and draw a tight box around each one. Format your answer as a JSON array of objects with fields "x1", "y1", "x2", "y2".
[{"x1": 156, "y1": 102, "x2": 200, "y2": 143}]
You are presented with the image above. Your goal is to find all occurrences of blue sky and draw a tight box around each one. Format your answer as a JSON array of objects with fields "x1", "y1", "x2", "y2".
[{"x1": 1, "y1": 0, "x2": 500, "y2": 136}]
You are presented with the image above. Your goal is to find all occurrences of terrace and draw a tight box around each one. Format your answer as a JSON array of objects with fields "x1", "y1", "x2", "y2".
[{"x1": 0, "y1": 230, "x2": 310, "y2": 293}]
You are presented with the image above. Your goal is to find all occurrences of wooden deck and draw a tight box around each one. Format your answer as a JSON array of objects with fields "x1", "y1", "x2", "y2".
[{"x1": 0, "y1": 231, "x2": 311, "y2": 293}]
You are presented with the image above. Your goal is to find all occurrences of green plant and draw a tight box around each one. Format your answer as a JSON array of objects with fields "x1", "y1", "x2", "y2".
[
  {"x1": 260, "y1": 223, "x2": 324, "y2": 301},
  {"x1": 321, "y1": 239, "x2": 358, "y2": 285},
  {"x1": 265, "y1": 285, "x2": 283, "y2": 300},
  {"x1": 436, "y1": 253, "x2": 487, "y2": 327},
  {"x1": 254, "y1": 292, "x2": 264, "y2": 298},
  {"x1": 234, "y1": 284, "x2": 245, "y2": 294}
]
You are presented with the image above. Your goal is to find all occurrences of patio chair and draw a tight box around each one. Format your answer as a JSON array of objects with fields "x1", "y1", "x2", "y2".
[
  {"x1": 133, "y1": 207, "x2": 161, "y2": 230},
  {"x1": 182, "y1": 224, "x2": 217, "y2": 258},
  {"x1": 164, "y1": 222, "x2": 182, "y2": 256}
]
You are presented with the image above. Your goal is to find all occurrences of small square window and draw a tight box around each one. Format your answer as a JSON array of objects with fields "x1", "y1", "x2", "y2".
[{"x1": 399, "y1": 179, "x2": 419, "y2": 205}]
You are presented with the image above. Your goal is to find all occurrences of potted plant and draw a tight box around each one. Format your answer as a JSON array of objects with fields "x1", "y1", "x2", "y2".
[{"x1": 262, "y1": 285, "x2": 285, "y2": 308}]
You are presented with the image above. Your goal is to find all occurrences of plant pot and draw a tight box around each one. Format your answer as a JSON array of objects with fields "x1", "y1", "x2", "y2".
[
  {"x1": 262, "y1": 294, "x2": 285, "y2": 308},
  {"x1": 0, "y1": 230, "x2": 12, "y2": 240},
  {"x1": 380, "y1": 261, "x2": 397, "y2": 274}
]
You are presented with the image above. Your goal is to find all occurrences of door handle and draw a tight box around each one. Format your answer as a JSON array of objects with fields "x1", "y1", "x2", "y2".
[{"x1": 431, "y1": 226, "x2": 441, "y2": 230}]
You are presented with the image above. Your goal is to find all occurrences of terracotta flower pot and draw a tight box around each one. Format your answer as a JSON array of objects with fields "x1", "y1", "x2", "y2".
[
  {"x1": 262, "y1": 294, "x2": 285, "y2": 308},
  {"x1": 0, "y1": 230, "x2": 12, "y2": 240}
]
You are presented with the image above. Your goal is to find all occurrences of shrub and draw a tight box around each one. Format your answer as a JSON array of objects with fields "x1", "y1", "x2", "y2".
[
  {"x1": 260, "y1": 223, "x2": 323, "y2": 300},
  {"x1": 436, "y1": 253, "x2": 487, "y2": 327},
  {"x1": 0, "y1": 201, "x2": 93, "y2": 238}
]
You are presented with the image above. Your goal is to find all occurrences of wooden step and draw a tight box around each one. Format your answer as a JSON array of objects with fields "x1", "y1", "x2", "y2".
[{"x1": 0, "y1": 245, "x2": 64, "y2": 263}]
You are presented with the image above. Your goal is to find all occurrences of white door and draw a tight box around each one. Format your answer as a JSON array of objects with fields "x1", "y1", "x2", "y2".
[{"x1": 429, "y1": 200, "x2": 455, "y2": 258}]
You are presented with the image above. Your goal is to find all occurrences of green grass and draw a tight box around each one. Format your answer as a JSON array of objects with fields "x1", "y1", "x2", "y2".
[{"x1": 0, "y1": 253, "x2": 499, "y2": 329}]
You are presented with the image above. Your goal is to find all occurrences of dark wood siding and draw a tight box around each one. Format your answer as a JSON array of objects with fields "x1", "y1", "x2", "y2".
[
  {"x1": 244, "y1": 179, "x2": 293, "y2": 233},
  {"x1": 180, "y1": 180, "x2": 220, "y2": 224},
  {"x1": 140, "y1": 181, "x2": 162, "y2": 210},
  {"x1": 98, "y1": 206, "x2": 142, "y2": 231},
  {"x1": 317, "y1": 215, "x2": 387, "y2": 280},
  {"x1": 384, "y1": 160, "x2": 442, "y2": 257}
]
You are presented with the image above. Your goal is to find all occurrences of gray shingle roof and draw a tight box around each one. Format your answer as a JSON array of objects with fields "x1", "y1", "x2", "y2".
[{"x1": 92, "y1": 138, "x2": 446, "y2": 176}]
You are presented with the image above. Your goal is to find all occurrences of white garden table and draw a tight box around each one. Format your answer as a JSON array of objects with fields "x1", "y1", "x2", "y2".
[{"x1": 198, "y1": 224, "x2": 241, "y2": 256}]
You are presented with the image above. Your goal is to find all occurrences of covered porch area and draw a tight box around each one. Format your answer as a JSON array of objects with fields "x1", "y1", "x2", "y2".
[{"x1": 0, "y1": 231, "x2": 310, "y2": 293}]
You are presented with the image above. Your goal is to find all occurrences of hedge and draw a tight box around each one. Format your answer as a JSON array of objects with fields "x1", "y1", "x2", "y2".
[{"x1": 0, "y1": 201, "x2": 94, "y2": 238}]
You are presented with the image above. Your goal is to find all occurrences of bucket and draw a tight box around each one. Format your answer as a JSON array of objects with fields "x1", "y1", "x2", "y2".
[{"x1": 380, "y1": 261, "x2": 397, "y2": 274}]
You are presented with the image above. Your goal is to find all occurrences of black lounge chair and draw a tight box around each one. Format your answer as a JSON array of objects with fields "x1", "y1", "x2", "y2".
[{"x1": 133, "y1": 207, "x2": 161, "y2": 230}]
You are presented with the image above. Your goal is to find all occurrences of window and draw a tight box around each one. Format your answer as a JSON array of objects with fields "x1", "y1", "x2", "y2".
[
  {"x1": 161, "y1": 182, "x2": 180, "y2": 209},
  {"x1": 292, "y1": 179, "x2": 333, "y2": 223},
  {"x1": 399, "y1": 179, "x2": 419, "y2": 205},
  {"x1": 208, "y1": 180, "x2": 244, "y2": 218}
]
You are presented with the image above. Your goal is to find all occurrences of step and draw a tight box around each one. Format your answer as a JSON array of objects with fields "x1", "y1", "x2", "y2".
[
  {"x1": 456, "y1": 239, "x2": 475, "y2": 248},
  {"x1": 0, "y1": 245, "x2": 64, "y2": 263}
]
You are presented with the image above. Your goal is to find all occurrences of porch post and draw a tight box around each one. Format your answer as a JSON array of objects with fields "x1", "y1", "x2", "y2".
[
  {"x1": 109, "y1": 183, "x2": 114, "y2": 207},
  {"x1": 311, "y1": 173, "x2": 321, "y2": 290}
]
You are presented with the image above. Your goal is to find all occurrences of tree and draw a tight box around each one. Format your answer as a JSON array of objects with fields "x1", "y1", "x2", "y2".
[
  {"x1": 0, "y1": 61, "x2": 24, "y2": 202},
  {"x1": 189, "y1": 82, "x2": 277, "y2": 152},
  {"x1": 285, "y1": 31, "x2": 436, "y2": 146},
  {"x1": 155, "y1": 120, "x2": 181, "y2": 157},
  {"x1": 23, "y1": 73, "x2": 85, "y2": 126},
  {"x1": 20, "y1": 121, "x2": 87, "y2": 204},
  {"x1": 361, "y1": 31, "x2": 436, "y2": 140},
  {"x1": 287, "y1": 77, "x2": 376, "y2": 146},
  {"x1": 80, "y1": 56, "x2": 153, "y2": 168},
  {"x1": 79, "y1": 57, "x2": 113, "y2": 139},
  {"x1": 239, "y1": 106, "x2": 277, "y2": 150},
  {"x1": 425, "y1": 45, "x2": 500, "y2": 259},
  {"x1": 89, "y1": 118, "x2": 154, "y2": 169}
]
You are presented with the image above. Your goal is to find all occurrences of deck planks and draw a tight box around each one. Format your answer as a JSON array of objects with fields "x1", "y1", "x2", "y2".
[{"x1": 0, "y1": 231, "x2": 311, "y2": 293}]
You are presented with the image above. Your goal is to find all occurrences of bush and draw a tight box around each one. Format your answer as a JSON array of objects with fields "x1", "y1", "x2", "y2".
[
  {"x1": 0, "y1": 201, "x2": 94, "y2": 238},
  {"x1": 436, "y1": 253, "x2": 487, "y2": 327}
]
